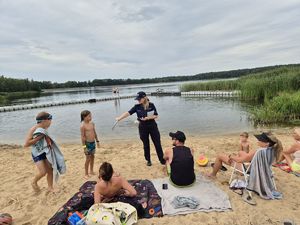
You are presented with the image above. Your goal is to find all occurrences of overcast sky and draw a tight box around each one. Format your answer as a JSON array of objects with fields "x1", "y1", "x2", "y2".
[{"x1": 0, "y1": 0, "x2": 300, "y2": 82}]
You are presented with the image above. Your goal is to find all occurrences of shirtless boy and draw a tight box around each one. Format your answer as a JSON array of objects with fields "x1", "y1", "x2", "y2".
[{"x1": 80, "y1": 110, "x2": 100, "y2": 178}]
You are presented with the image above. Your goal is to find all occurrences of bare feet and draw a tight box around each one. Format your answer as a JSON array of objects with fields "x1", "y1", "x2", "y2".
[
  {"x1": 84, "y1": 174, "x2": 90, "y2": 179},
  {"x1": 31, "y1": 181, "x2": 40, "y2": 192},
  {"x1": 89, "y1": 171, "x2": 96, "y2": 176},
  {"x1": 47, "y1": 187, "x2": 58, "y2": 193}
]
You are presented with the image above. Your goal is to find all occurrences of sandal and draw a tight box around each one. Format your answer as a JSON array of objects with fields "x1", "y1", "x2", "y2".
[{"x1": 242, "y1": 191, "x2": 256, "y2": 205}]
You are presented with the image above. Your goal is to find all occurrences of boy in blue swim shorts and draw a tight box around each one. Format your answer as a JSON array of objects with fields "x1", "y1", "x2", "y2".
[{"x1": 80, "y1": 110, "x2": 100, "y2": 178}]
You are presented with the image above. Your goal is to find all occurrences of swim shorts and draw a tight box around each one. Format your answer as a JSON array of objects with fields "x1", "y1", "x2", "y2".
[
  {"x1": 85, "y1": 141, "x2": 96, "y2": 155},
  {"x1": 32, "y1": 152, "x2": 47, "y2": 163}
]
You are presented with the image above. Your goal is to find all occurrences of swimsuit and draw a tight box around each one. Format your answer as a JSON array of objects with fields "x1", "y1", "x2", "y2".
[
  {"x1": 32, "y1": 152, "x2": 47, "y2": 163},
  {"x1": 85, "y1": 141, "x2": 96, "y2": 155}
]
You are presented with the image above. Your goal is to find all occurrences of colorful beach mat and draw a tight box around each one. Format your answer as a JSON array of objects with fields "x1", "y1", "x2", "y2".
[
  {"x1": 48, "y1": 179, "x2": 162, "y2": 225},
  {"x1": 273, "y1": 162, "x2": 300, "y2": 177}
]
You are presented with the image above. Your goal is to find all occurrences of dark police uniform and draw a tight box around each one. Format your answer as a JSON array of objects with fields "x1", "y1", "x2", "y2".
[{"x1": 128, "y1": 102, "x2": 165, "y2": 164}]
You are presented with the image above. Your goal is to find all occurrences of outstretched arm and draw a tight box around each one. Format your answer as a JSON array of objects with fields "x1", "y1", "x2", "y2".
[{"x1": 116, "y1": 112, "x2": 130, "y2": 121}]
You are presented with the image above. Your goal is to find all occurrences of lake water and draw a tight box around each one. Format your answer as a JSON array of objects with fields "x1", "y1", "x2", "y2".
[{"x1": 0, "y1": 81, "x2": 253, "y2": 144}]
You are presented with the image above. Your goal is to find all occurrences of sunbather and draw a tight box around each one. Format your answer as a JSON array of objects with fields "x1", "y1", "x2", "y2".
[
  {"x1": 277, "y1": 128, "x2": 300, "y2": 173},
  {"x1": 94, "y1": 162, "x2": 137, "y2": 203},
  {"x1": 208, "y1": 132, "x2": 281, "y2": 178}
]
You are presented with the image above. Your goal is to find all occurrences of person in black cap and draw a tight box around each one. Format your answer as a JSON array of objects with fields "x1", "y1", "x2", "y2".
[
  {"x1": 164, "y1": 131, "x2": 195, "y2": 186},
  {"x1": 116, "y1": 91, "x2": 165, "y2": 166},
  {"x1": 208, "y1": 132, "x2": 280, "y2": 178}
]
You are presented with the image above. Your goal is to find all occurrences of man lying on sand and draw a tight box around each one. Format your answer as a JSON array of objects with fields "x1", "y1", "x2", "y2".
[
  {"x1": 94, "y1": 162, "x2": 137, "y2": 204},
  {"x1": 164, "y1": 131, "x2": 196, "y2": 187}
]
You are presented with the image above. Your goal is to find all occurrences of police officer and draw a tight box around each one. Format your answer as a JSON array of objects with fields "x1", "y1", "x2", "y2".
[{"x1": 116, "y1": 91, "x2": 166, "y2": 166}]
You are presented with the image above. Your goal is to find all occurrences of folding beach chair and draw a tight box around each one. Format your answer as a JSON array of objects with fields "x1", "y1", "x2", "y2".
[{"x1": 229, "y1": 160, "x2": 277, "y2": 190}]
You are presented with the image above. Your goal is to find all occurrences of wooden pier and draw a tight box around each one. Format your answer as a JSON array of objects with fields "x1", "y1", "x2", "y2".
[{"x1": 0, "y1": 91, "x2": 240, "y2": 113}]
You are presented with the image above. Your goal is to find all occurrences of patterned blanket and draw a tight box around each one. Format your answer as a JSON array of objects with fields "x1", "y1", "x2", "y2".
[{"x1": 48, "y1": 179, "x2": 162, "y2": 225}]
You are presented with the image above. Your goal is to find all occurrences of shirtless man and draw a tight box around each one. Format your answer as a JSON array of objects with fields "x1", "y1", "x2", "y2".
[
  {"x1": 80, "y1": 110, "x2": 100, "y2": 178},
  {"x1": 94, "y1": 162, "x2": 137, "y2": 203}
]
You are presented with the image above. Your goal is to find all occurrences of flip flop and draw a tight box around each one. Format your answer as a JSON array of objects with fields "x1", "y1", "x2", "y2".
[
  {"x1": 242, "y1": 191, "x2": 256, "y2": 205},
  {"x1": 211, "y1": 163, "x2": 228, "y2": 171}
]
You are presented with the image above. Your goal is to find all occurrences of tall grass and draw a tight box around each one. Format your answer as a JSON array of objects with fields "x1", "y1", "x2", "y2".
[
  {"x1": 180, "y1": 66, "x2": 300, "y2": 124},
  {"x1": 181, "y1": 66, "x2": 300, "y2": 102},
  {"x1": 252, "y1": 92, "x2": 300, "y2": 124}
]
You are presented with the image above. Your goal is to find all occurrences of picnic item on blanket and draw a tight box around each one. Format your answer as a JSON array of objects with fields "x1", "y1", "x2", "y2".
[
  {"x1": 85, "y1": 202, "x2": 137, "y2": 225},
  {"x1": 48, "y1": 180, "x2": 162, "y2": 225},
  {"x1": 67, "y1": 211, "x2": 84, "y2": 225},
  {"x1": 0, "y1": 213, "x2": 13, "y2": 225},
  {"x1": 171, "y1": 196, "x2": 199, "y2": 209},
  {"x1": 162, "y1": 184, "x2": 168, "y2": 190},
  {"x1": 196, "y1": 154, "x2": 208, "y2": 167},
  {"x1": 152, "y1": 175, "x2": 231, "y2": 215}
]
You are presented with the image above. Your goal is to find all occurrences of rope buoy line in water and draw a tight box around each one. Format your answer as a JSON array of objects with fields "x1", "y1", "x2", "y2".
[{"x1": 0, "y1": 91, "x2": 239, "y2": 113}]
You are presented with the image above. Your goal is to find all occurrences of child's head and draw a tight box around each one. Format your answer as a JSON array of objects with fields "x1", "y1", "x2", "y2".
[
  {"x1": 99, "y1": 162, "x2": 113, "y2": 182},
  {"x1": 36, "y1": 111, "x2": 52, "y2": 128},
  {"x1": 240, "y1": 132, "x2": 249, "y2": 142},
  {"x1": 81, "y1": 110, "x2": 91, "y2": 122}
]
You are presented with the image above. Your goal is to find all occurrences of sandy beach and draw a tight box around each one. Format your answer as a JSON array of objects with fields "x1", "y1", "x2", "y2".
[{"x1": 0, "y1": 131, "x2": 299, "y2": 225}]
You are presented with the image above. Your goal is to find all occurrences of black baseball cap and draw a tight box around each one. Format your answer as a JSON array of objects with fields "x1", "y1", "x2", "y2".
[
  {"x1": 254, "y1": 132, "x2": 276, "y2": 146},
  {"x1": 169, "y1": 131, "x2": 186, "y2": 142},
  {"x1": 135, "y1": 91, "x2": 147, "y2": 100}
]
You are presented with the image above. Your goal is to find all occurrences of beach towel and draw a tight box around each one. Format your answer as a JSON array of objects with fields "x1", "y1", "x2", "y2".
[
  {"x1": 247, "y1": 147, "x2": 281, "y2": 199},
  {"x1": 32, "y1": 128, "x2": 66, "y2": 182},
  {"x1": 273, "y1": 162, "x2": 300, "y2": 177},
  {"x1": 48, "y1": 180, "x2": 162, "y2": 225},
  {"x1": 151, "y1": 175, "x2": 231, "y2": 216}
]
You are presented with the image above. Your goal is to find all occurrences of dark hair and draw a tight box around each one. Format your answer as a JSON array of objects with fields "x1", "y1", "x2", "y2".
[
  {"x1": 81, "y1": 110, "x2": 91, "y2": 122},
  {"x1": 99, "y1": 162, "x2": 113, "y2": 182},
  {"x1": 36, "y1": 111, "x2": 52, "y2": 123}
]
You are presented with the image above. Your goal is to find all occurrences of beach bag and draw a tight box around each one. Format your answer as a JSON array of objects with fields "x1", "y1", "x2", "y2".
[
  {"x1": 229, "y1": 179, "x2": 246, "y2": 190},
  {"x1": 85, "y1": 202, "x2": 138, "y2": 225}
]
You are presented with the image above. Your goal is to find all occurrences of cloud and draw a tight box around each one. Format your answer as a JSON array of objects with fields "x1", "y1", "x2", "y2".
[{"x1": 0, "y1": 0, "x2": 299, "y2": 81}]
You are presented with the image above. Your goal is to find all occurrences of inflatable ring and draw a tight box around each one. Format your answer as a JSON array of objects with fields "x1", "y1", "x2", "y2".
[{"x1": 148, "y1": 208, "x2": 155, "y2": 216}]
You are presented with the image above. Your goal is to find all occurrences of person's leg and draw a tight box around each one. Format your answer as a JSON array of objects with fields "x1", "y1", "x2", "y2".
[
  {"x1": 208, "y1": 153, "x2": 231, "y2": 177},
  {"x1": 90, "y1": 154, "x2": 95, "y2": 175},
  {"x1": 139, "y1": 124, "x2": 151, "y2": 164},
  {"x1": 149, "y1": 123, "x2": 165, "y2": 164},
  {"x1": 44, "y1": 159, "x2": 54, "y2": 191},
  {"x1": 282, "y1": 152, "x2": 293, "y2": 166},
  {"x1": 32, "y1": 160, "x2": 47, "y2": 191},
  {"x1": 85, "y1": 155, "x2": 91, "y2": 178}
]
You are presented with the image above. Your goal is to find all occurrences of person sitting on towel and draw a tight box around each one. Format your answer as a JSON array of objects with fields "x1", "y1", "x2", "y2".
[
  {"x1": 276, "y1": 128, "x2": 300, "y2": 173},
  {"x1": 94, "y1": 162, "x2": 137, "y2": 203},
  {"x1": 164, "y1": 131, "x2": 196, "y2": 186}
]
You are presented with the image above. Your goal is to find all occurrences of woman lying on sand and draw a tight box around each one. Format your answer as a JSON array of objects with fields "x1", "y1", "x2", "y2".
[
  {"x1": 277, "y1": 128, "x2": 300, "y2": 173},
  {"x1": 94, "y1": 162, "x2": 137, "y2": 203}
]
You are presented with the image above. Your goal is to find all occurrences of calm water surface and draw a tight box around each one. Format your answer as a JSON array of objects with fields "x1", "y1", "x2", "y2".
[{"x1": 0, "y1": 82, "x2": 253, "y2": 144}]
